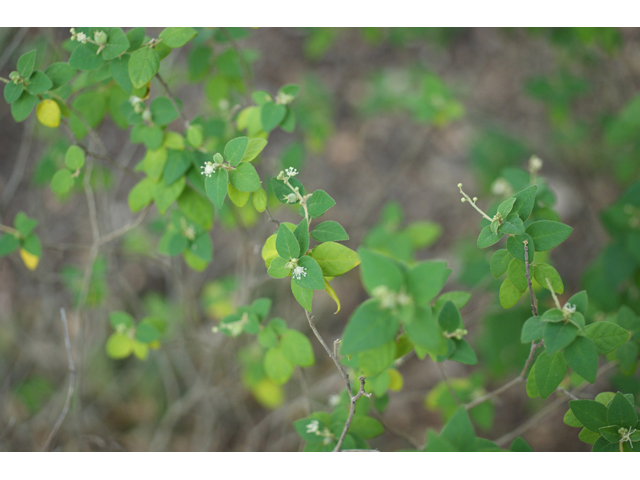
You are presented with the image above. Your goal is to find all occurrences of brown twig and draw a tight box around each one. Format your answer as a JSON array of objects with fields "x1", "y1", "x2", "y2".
[
  {"x1": 42, "y1": 308, "x2": 76, "y2": 451},
  {"x1": 304, "y1": 311, "x2": 371, "y2": 451}
]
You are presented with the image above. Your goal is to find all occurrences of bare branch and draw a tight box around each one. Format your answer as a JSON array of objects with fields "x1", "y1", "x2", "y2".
[{"x1": 42, "y1": 308, "x2": 76, "y2": 451}]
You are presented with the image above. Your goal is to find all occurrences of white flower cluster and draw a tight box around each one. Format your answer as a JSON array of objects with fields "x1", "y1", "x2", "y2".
[
  {"x1": 292, "y1": 265, "x2": 307, "y2": 280},
  {"x1": 200, "y1": 161, "x2": 217, "y2": 177},
  {"x1": 70, "y1": 28, "x2": 88, "y2": 44}
]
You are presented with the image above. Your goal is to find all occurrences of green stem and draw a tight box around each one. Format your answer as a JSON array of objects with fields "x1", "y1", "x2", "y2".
[
  {"x1": 0, "y1": 77, "x2": 10, "y2": 84},
  {"x1": 0, "y1": 224, "x2": 21, "y2": 237}
]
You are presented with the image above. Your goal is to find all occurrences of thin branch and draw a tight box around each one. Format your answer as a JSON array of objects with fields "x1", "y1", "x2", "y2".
[
  {"x1": 42, "y1": 308, "x2": 76, "y2": 451},
  {"x1": 264, "y1": 206, "x2": 281, "y2": 228},
  {"x1": 304, "y1": 311, "x2": 371, "y2": 452},
  {"x1": 494, "y1": 362, "x2": 618, "y2": 447},
  {"x1": 334, "y1": 376, "x2": 371, "y2": 452},
  {"x1": 0, "y1": 115, "x2": 34, "y2": 213},
  {"x1": 465, "y1": 339, "x2": 543, "y2": 411}
]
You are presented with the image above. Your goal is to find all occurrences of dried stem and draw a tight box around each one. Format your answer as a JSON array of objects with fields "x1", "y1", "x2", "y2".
[
  {"x1": 42, "y1": 308, "x2": 76, "y2": 451},
  {"x1": 304, "y1": 311, "x2": 371, "y2": 452}
]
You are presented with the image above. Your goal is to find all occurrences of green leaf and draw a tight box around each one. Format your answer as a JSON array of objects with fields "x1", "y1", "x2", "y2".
[
  {"x1": 229, "y1": 162, "x2": 261, "y2": 192},
  {"x1": 110, "y1": 54, "x2": 133, "y2": 93},
  {"x1": 276, "y1": 223, "x2": 301, "y2": 260},
  {"x1": 291, "y1": 281, "x2": 313, "y2": 312},
  {"x1": 14, "y1": 212, "x2": 38, "y2": 237},
  {"x1": 512, "y1": 185, "x2": 538, "y2": 221},
  {"x1": 128, "y1": 177, "x2": 155, "y2": 212},
  {"x1": 126, "y1": 27, "x2": 145, "y2": 51},
  {"x1": 598, "y1": 426, "x2": 622, "y2": 444},
  {"x1": 497, "y1": 196, "x2": 516, "y2": 218},
  {"x1": 150, "y1": 96, "x2": 179, "y2": 126},
  {"x1": 25, "y1": 71, "x2": 52, "y2": 95},
  {"x1": 509, "y1": 437, "x2": 533, "y2": 452},
  {"x1": 449, "y1": 339, "x2": 478, "y2": 365},
  {"x1": 109, "y1": 311, "x2": 134, "y2": 329},
  {"x1": 407, "y1": 260, "x2": 451, "y2": 306},
  {"x1": 506, "y1": 234, "x2": 534, "y2": 263},
  {"x1": 584, "y1": 321, "x2": 631, "y2": 354},
  {"x1": 154, "y1": 175, "x2": 186, "y2": 214},
  {"x1": 563, "y1": 336, "x2": 597, "y2": 383},
  {"x1": 17, "y1": 50, "x2": 36, "y2": 78},
  {"x1": 607, "y1": 392, "x2": 638, "y2": 428},
  {"x1": 0, "y1": 234, "x2": 19, "y2": 256},
  {"x1": 434, "y1": 291, "x2": 472, "y2": 311},
  {"x1": 227, "y1": 183, "x2": 249, "y2": 207},
  {"x1": 64, "y1": 145, "x2": 85, "y2": 170},
  {"x1": 498, "y1": 277, "x2": 522, "y2": 309},
  {"x1": 252, "y1": 188, "x2": 267, "y2": 212},
  {"x1": 526, "y1": 363, "x2": 539, "y2": 398},
  {"x1": 525, "y1": 220, "x2": 573, "y2": 252},
  {"x1": 305, "y1": 190, "x2": 335, "y2": 218},
  {"x1": 567, "y1": 290, "x2": 588, "y2": 315},
  {"x1": 267, "y1": 256, "x2": 291, "y2": 278},
  {"x1": 498, "y1": 213, "x2": 525, "y2": 235},
  {"x1": 224, "y1": 136, "x2": 249, "y2": 166},
  {"x1": 4, "y1": 82, "x2": 23, "y2": 104},
  {"x1": 534, "y1": 350, "x2": 567, "y2": 399},
  {"x1": 159, "y1": 27, "x2": 198, "y2": 48},
  {"x1": 260, "y1": 101, "x2": 287, "y2": 132},
  {"x1": 44, "y1": 62, "x2": 77, "y2": 90},
  {"x1": 438, "y1": 300, "x2": 462, "y2": 332},
  {"x1": 163, "y1": 149, "x2": 191, "y2": 185},
  {"x1": 294, "y1": 256, "x2": 325, "y2": 290},
  {"x1": 177, "y1": 186, "x2": 214, "y2": 230},
  {"x1": 477, "y1": 225, "x2": 502, "y2": 248},
  {"x1": 166, "y1": 234, "x2": 188, "y2": 256},
  {"x1": 403, "y1": 305, "x2": 446, "y2": 354},
  {"x1": 341, "y1": 299, "x2": 399, "y2": 355},
  {"x1": 241, "y1": 138, "x2": 268, "y2": 162},
  {"x1": 541, "y1": 308, "x2": 564, "y2": 323},
  {"x1": 21, "y1": 234, "x2": 41, "y2": 257},
  {"x1": 358, "y1": 247, "x2": 404, "y2": 295},
  {"x1": 569, "y1": 400, "x2": 609, "y2": 433},
  {"x1": 130, "y1": 124, "x2": 163, "y2": 150},
  {"x1": 11, "y1": 91, "x2": 37, "y2": 122},
  {"x1": 102, "y1": 27, "x2": 130, "y2": 60},
  {"x1": 69, "y1": 42, "x2": 104, "y2": 70},
  {"x1": 264, "y1": 347, "x2": 295, "y2": 385},
  {"x1": 272, "y1": 176, "x2": 305, "y2": 204},
  {"x1": 490, "y1": 249, "x2": 511, "y2": 278},
  {"x1": 349, "y1": 416, "x2": 385, "y2": 440},
  {"x1": 521, "y1": 316, "x2": 543, "y2": 343},
  {"x1": 543, "y1": 321, "x2": 578, "y2": 355},
  {"x1": 294, "y1": 218, "x2": 310, "y2": 255},
  {"x1": 50, "y1": 169, "x2": 75, "y2": 194},
  {"x1": 189, "y1": 233, "x2": 213, "y2": 262},
  {"x1": 128, "y1": 47, "x2": 160, "y2": 88},
  {"x1": 311, "y1": 242, "x2": 360, "y2": 277},
  {"x1": 437, "y1": 407, "x2": 478, "y2": 452},
  {"x1": 533, "y1": 263, "x2": 563, "y2": 294},
  {"x1": 106, "y1": 333, "x2": 133, "y2": 359},
  {"x1": 507, "y1": 258, "x2": 528, "y2": 293},
  {"x1": 592, "y1": 436, "x2": 618, "y2": 452},
  {"x1": 204, "y1": 168, "x2": 229, "y2": 209},
  {"x1": 358, "y1": 341, "x2": 396, "y2": 377},
  {"x1": 311, "y1": 221, "x2": 349, "y2": 242},
  {"x1": 135, "y1": 321, "x2": 161, "y2": 343},
  {"x1": 280, "y1": 329, "x2": 315, "y2": 367}
]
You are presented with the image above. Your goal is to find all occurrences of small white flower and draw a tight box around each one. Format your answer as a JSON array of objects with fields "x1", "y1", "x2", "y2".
[
  {"x1": 201, "y1": 161, "x2": 217, "y2": 177},
  {"x1": 562, "y1": 302, "x2": 577, "y2": 315},
  {"x1": 529, "y1": 155, "x2": 543, "y2": 171},
  {"x1": 293, "y1": 266, "x2": 307, "y2": 280},
  {"x1": 129, "y1": 95, "x2": 142, "y2": 105},
  {"x1": 328, "y1": 394, "x2": 340, "y2": 407},
  {"x1": 306, "y1": 420, "x2": 319, "y2": 434},
  {"x1": 285, "y1": 167, "x2": 298, "y2": 177},
  {"x1": 76, "y1": 32, "x2": 88, "y2": 44}
]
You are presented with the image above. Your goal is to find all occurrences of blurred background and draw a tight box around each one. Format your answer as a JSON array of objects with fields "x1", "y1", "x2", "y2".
[{"x1": 1, "y1": 27, "x2": 640, "y2": 452}]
